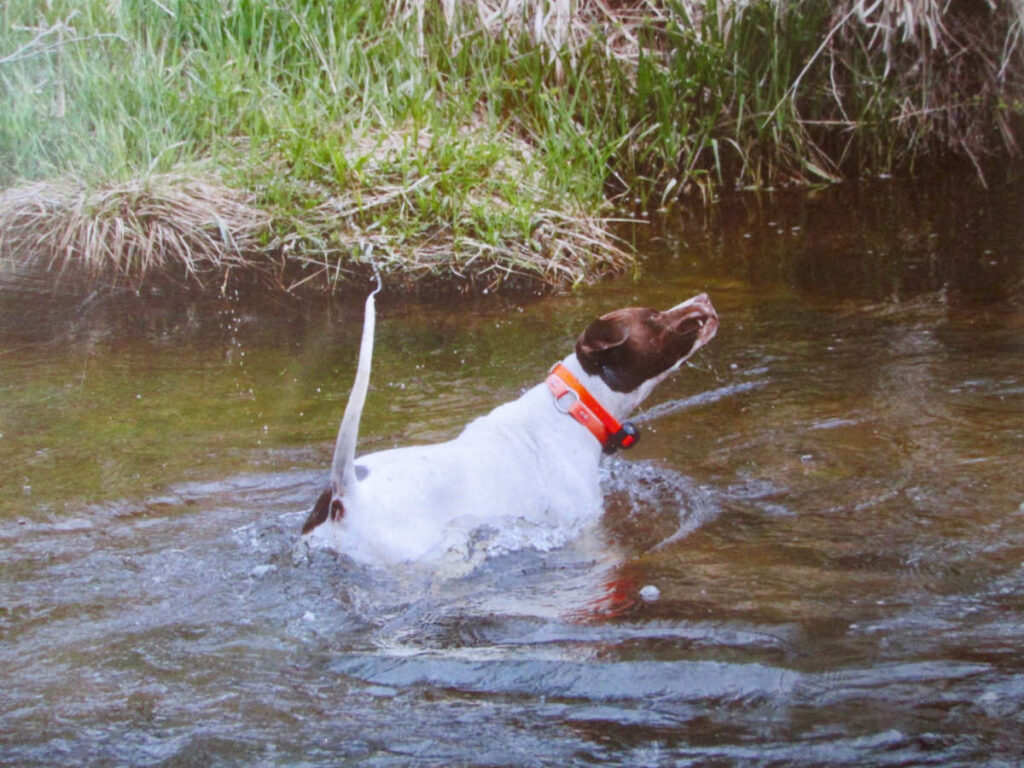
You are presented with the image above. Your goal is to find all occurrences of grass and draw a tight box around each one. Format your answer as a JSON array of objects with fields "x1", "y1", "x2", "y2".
[
  {"x1": 0, "y1": 173, "x2": 270, "y2": 286},
  {"x1": 0, "y1": 0, "x2": 1021, "y2": 293}
]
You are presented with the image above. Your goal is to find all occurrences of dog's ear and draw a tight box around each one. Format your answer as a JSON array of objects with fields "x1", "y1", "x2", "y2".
[{"x1": 576, "y1": 313, "x2": 631, "y2": 362}]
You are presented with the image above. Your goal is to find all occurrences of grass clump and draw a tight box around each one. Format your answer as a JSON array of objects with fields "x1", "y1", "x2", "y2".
[
  {"x1": 0, "y1": 173, "x2": 270, "y2": 286},
  {"x1": 0, "y1": 0, "x2": 1021, "y2": 293}
]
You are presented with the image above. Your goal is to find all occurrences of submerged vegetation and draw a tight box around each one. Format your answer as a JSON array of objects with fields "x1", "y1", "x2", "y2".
[{"x1": 1, "y1": 0, "x2": 1022, "y2": 293}]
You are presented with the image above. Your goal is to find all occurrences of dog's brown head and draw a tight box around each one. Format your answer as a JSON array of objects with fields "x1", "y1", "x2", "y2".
[{"x1": 576, "y1": 294, "x2": 718, "y2": 393}]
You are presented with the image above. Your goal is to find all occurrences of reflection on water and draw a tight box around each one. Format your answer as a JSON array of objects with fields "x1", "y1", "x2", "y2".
[{"x1": 2, "y1": 177, "x2": 1023, "y2": 765}]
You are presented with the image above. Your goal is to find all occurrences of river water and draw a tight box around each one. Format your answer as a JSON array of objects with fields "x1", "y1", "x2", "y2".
[{"x1": 2, "y1": 177, "x2": 1022, "y2": 765}]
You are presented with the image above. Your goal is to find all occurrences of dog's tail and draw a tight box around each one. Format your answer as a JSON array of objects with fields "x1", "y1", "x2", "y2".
[{"x1": 329, "y1": 279, "x2": 381, "y2": 498}]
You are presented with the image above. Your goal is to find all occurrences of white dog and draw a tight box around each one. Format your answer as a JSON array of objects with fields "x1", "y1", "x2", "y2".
[{"x1": 302, "y1": 290, "x2": 718, "y2": 564}]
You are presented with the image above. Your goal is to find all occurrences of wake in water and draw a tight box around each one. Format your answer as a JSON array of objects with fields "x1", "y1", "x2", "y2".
[
  {"x1": 632, "y1": 378, "x2": 768, "y2": 424},
  {"x1": 600, "y1": 459, "x2": 723, "y2": 555}
]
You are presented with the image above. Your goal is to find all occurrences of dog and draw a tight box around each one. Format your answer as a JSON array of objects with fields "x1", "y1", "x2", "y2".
[{"x1": 301, "y1": 290, "x2": 718, "y2": 565}]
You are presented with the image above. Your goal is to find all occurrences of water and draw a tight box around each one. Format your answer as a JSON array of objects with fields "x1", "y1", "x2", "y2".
[{"x1": 2, "y1": 177, "x2": 1023, "y2": 765}]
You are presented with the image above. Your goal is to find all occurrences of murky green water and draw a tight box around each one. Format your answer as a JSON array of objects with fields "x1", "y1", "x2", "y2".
[{"x1": 2, "y1": 177, "x2": 1023, "y2": 765}]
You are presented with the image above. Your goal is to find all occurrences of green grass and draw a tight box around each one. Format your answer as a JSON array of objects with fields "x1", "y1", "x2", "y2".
[{"x1": 1, "y1": 0, "x2": 1020, "y2": 292}]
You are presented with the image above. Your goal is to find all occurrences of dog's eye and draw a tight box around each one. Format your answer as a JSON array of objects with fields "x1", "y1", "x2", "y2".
[{"x1": 641, "y1": 310, "x2": 663, "y2": 329}]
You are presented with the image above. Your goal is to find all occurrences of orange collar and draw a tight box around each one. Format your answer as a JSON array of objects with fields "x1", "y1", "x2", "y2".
[{"x1": 546, "y1": 363, "x2": 639, "y2": 454}]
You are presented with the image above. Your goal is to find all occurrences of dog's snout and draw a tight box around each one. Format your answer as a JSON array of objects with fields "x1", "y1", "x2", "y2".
[
  {"x1": 669, "y1": 294, "x2": 718, "y2": 351},
  {"x1": 669, "y1": 293, "x2": 714, "y2": 316},
  {"x1": 692, "y1": 294, "x2": 716, "y2": 319},
  {"x1": 693, "y1": 295, "x2": 718, "y2": 327},
  {"x1": 668, "y1": 294, "x2": 717, "y2": 328}
]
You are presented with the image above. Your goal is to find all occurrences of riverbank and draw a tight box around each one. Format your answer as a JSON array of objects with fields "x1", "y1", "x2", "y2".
[{"x1": 2, "y1": 0, "x2": 1021, "y2": 294}]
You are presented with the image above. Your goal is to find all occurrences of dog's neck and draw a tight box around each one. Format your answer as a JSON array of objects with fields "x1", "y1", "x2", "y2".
[
  {"x1": 547, "y1": 361, "x2": 639, "y2": 453},
  {"x1": 558, "y1": 355, "x2": 651, "y2": 423}
]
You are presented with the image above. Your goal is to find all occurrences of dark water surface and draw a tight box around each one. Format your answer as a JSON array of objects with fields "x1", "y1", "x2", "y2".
[{"x1": 2, "y1": 178, "x2": 1023, "y2": 766}]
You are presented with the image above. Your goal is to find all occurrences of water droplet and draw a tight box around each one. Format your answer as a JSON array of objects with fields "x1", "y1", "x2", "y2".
[{"x1": 639, "y1": 585, "x2": 660, "y2": 602}]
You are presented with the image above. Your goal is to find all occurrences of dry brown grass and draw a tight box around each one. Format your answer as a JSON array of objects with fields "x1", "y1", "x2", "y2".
[
  {"x1": 408, "y1": 0, "x2": 675, "y2": 70},
  {"x1": 831, "y1": 0, "x2": 1024, "y2": 171},
  {"x1": 275, "y1": 182, "x2": 633, "y2": 294},
  {"x1": 0, "y1": 174, "x2": 272, "y2": 288}
]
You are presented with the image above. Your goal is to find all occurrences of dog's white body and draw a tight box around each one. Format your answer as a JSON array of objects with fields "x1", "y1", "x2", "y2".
[
  {"x1": 317, "y1": 358, "x2": 623, "y2": 563},
  {"x1": 303, "y1": 292, "x2": 718, "y2": 565}
]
